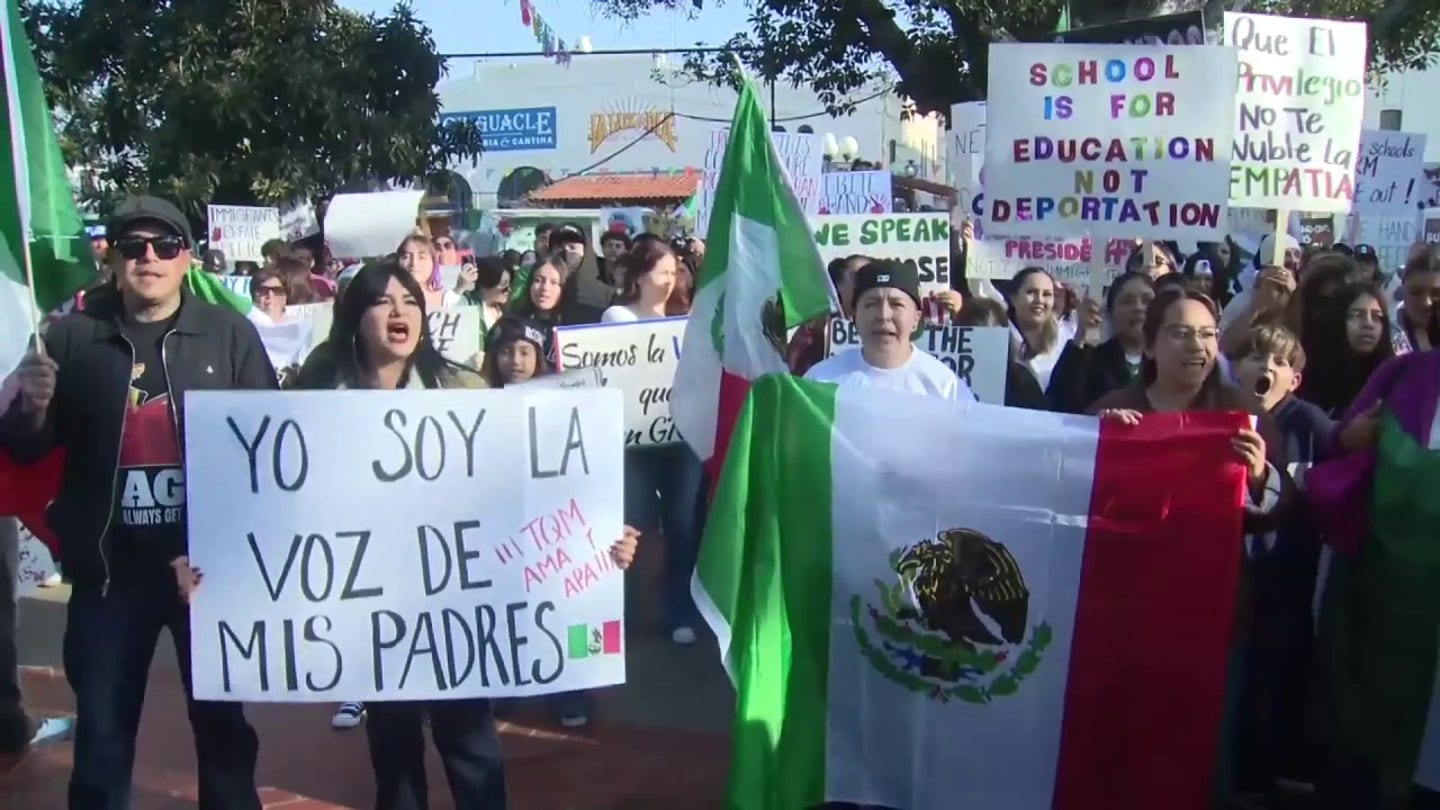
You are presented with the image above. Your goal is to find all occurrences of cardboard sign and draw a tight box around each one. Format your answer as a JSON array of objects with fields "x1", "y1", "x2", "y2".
[
  {"x1": 183, "y1": 388, "x2": 627, "y2": 701},
  {"x1": 208, "y1": 206, "x2": 280, "y2": 264},
  {"x1": 983, "y1": 43, "x2": 1237, "y2": 242},
  {"x1": 949, "y1": 101, "x2": 987, "y2": 236},
  {"x1": 302, "y1": 305, "x2": 483, "y2": 370},
  {"x1": 553, "y1": 317, "x2": 687, "y2": 448},
  {"x1": 965, "y1": 235, "x2": 1131, "y2": 286},
  {"x1": 697, "y1": 129, "x2": 821, "y2": 235},
  {"x1": 1223, "y1": 13, "x2": 1367, "y2": 212},
  {"x1": 825, "y1": 320, "x2": 1010, "y2": 405}
]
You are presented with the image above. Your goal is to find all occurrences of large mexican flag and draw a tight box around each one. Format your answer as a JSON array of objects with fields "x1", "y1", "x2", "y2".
[
  {"x1": 670, "y1": 73, "x2": 834, "y2": 480},
  {"x1": 696, "y1": 375, "x2": 1250, "y2": 810}
]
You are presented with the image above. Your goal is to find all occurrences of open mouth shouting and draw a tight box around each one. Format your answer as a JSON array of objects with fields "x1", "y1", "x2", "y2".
[{"x1": 385, "y1": 319, "x2": 412, "y2": 345}]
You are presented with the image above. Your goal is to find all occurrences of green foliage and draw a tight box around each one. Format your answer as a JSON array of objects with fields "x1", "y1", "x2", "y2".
[
  {"x1": 20, "y1": 0, "x2": 485, "y2": 214},
  {"x1": 592, "y1": 0, "x2": 1440, "y2": 116}
]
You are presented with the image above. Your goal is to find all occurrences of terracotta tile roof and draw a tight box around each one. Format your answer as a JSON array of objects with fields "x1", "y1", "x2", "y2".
[{"x1": 528, "y1": 171, "x2": 701, "y2": 203}]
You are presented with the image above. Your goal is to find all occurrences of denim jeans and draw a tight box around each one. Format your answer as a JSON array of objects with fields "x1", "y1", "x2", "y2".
[
  {"x1": 624, "y1": 443, "x2": 703, "y2": 630},
  {"x1": 366, "y1": 698, "x2": 506, "y2": 810},
  {"x1": 64, "y1": 577, "x2": 260, "y2": 810}
]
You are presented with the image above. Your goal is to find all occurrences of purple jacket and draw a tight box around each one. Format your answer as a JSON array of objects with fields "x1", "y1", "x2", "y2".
[{"x1": 1310, "y1": 350, "x2": 1440, "y2": 551}]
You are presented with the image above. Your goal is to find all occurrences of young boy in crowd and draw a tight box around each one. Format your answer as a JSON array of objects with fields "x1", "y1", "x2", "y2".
[{"x1": 1230, "y1": 324, "x2": 1334, "y2": 804}]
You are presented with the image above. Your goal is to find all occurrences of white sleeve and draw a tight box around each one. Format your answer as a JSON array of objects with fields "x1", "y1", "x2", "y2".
[{"x1": 1244, "y1": 461, "x2": 1282, "y2": 515}]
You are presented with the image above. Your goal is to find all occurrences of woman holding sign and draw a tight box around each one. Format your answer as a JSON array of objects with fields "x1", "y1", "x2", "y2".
[{"x1": 286, "y1": 261, "x2": 640, "y2": 808}]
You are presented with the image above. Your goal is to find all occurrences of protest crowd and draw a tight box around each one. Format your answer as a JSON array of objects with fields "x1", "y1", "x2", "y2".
[{"x1": 5, "y1": 6, "x2": 1440, "y2": 810}]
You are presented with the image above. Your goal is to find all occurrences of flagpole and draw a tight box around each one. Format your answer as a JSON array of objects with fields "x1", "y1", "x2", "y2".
[{"x1": 20, "y1": 229, "x2": 43, "y2": 357}]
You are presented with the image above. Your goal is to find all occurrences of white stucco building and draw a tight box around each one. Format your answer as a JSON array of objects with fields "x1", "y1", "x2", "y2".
[{"x1": 436, "y1": 54, "x2": 910, "y2": 208}]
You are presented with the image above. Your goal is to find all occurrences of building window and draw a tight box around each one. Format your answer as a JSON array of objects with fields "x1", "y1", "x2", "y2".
[{"x1": 1379, "y1": 109, "x2": 1402, "y2": 130}]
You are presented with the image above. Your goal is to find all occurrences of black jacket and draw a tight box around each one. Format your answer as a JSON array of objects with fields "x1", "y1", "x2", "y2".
[
  {"x1": 0, "y1": 286, "x2": 277, "y2": 587},
  {"x1": 1046, "y1": 338, "x2": 1135, "y2": 414}
]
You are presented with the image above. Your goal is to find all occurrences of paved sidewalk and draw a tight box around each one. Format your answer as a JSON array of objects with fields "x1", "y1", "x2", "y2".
[{"x1": 0, "y1": 552, "x2": 735, "y2": 809}]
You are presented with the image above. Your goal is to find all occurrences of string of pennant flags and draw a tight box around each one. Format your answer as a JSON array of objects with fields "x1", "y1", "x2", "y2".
[{"x1": 518, "y1": 0, "x2": 571, "y2": 66}]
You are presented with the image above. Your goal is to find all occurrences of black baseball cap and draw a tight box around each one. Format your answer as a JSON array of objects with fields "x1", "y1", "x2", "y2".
[
  {"x1": 852, "y1": 259, "x2": 921, "y2": 308},
  {"x1": 548, "y1": 223, "x2": 587, "y2": 252},
  {"x1": 1354, "y1": 243, "x2": 1378, "y2": 261},
  {"x1": 106, "y1": 195, "x2": 194, "y2": 248}
]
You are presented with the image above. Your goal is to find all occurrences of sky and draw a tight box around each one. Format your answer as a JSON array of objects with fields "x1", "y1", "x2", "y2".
[{"x1": 338, "y1": 0, "x2": 752, "y2": 76}]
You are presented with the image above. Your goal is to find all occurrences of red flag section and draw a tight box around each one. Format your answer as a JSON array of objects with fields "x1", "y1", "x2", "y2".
[
  {"x1": 0, "y1": 448, "x2": 61, "y2": 554},
  {"x1": 1055, "y1": 411, "x2": 1249, "y2": 810}
]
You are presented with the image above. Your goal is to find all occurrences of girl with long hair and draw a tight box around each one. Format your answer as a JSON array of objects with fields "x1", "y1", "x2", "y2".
[
  {"x1": 1393, "y1": 249, "x2": 1440, "y2": 354},
  {"x1": 954, "y1": 297, "x2": 1048, "y2": 409},
  {"x1": 1006, "y1": 267, "x2": 1065, "y2": 392},
  {"x1": 601, "y1": 240, "x2": 677, "y2": 323},
  {"x1": 1048, "y1": 271, "x2": 1156, "y2": 414},
  {"x1": 1297, "y1": 282, "x2": 1395, "y2": 417},
  {"x1": 292, "y1": 262, "x2": 638, "y2": 807},
  {"x1": 396, "y1": 234, "x2": 463, "y2": 313}
]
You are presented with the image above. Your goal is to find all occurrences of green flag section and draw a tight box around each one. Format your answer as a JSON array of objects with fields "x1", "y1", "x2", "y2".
[
  {"x1": 1321, "y1": 415, "x2": 1440, "y2": 801},
  {"x1": 694, "y1": 375, "x2": 1251, "y2": 809},
  {"x1": 0, "y1": 0, "x2": 95, "y2": 377},
  {"x1": 567, "y1": 620, "x2": 622, "y2": 659},
  {"x1": 669, "y1": 74, "x2": 835, "y2": 473},
  {"x1": 185, "y1": 267, "x2": 251, "y2": 314}
]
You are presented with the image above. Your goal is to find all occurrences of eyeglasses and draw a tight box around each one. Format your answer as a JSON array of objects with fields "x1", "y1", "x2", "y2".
[
  {"x1": 116, "y1": 235, "x2": 185, "y2": 261},
  {"x1": 254, "y1": 284, "x2": 286, "y2": 298}
]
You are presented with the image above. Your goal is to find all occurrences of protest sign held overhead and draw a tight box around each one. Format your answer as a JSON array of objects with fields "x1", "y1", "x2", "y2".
[
  {"x1": 1353, "y1": 130, "x2": 1429, "y2": 215},
  {"x1": 812, "y1": 213, "x2": 952, "y2": 297},
  {"x1": 819, "y1": 171, "x2": 892, "y2": 215},
  {"x1": 696, "y1": 128, "x2": 822, "y2": 234},
  {"x1": 984, "y1": 43, "x2": 1238, "y2": 242},
  {"x1": 183, "y1": 388, "x2": 627, "y2": 702},
  {"x1": 208, "y1": 205, "x2": 281, "y2": 264},
  {"x1": 826, "y1": 320, "x2": 1009, "y2": 405},
  {"x1": 1223, "y1": 13, "x2": 1367, "y2": 212},
  {"x1": 965, "y1": 235, "x2": 1132, "y2": 285},
  {"x1": 554, "y1": 317, "x2": 687, "y2": 448}
]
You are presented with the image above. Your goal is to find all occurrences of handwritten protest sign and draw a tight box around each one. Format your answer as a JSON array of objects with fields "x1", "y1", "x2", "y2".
[
  {"x1": 14, "y1": 524, "x2": 57, "y2": 597},
  {"x1": 208, "y1": 206, "x2": 281, "y2": 264},
  {"x1": 697, "y1": 129, "x2": 821, "y2": 234},
  {"x1": 1353, "y1": 130, "x2": 1429, "y2": 215},
  {"x1": 1298, "y1": 214, "x2": 1335, "y2": 248},
  {"x1": 251, "y1": 318, "x2": 316, "y2": 377},
  {"x1": 984, "y1": 43, "x2": 1237, "y2": 242},
  {"x1": 184, "y1": 388, "x2": 627, "y2": 701},
  {"x1": 812, "y1": 214, "x2": 951, "y2": 297},
  {"x1": 219, "y1": 275, "x2": 252, "y2": 299},
  {"x1": 965, "y1": 235, "x2": 1131, "y2": 286},
  {"x1": 949, "y1": 101, "x2": 987, "y2": 233},
  {"x1": 826, "y1": 320, "x2": 1009, "y2": 404},
  {"x1": 819, "y1": 171, "x2": 892, "y2": 215},
  {"x1": 1426, "y1": 210, "x2": 1440, "y2": 247},
  {"x1": 516, "y1": 368, "x2": 605, "y2": 391},
  {"x1": 1223, "y1": 13, "x2": 1367, "y2": 212},
  {"x1": 1351, "y1": 213, "x2": 1420, "y2": 273},
  {"x1": 553, "y1": 317, "x2": 686, "y2": 447}
]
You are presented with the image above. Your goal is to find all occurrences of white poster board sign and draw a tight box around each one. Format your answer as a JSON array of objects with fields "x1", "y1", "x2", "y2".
[
  {"x1": 966, "y1": 235, "x2": 1130, "y2": 286},
  {"x1": 516, "y1": 368, "x2": 606, "y2": 391},
  {"x1": 249, "y1": 317, "x2": 316, "y2": 376},
  {"x1": 1351, "y1": 213, "x2": 1421, "y2": 275},
  {"x1": 826, "y1": 320, "x2": 1010, "y2": 405},
  {"x1": 184, "y1": 388, "x2": 627, "y2": 701},
  {"x1": 324, "y1": 191, "x2": 425, "y2": 259},
  {"x1": 819, "y1": 171, "x2": 893, "y2": 215},
  {"x1": 949, "y1": 101, "x2": 987, "y2": 231},
  {"x1": 207, "y1": 206, "x2": 281, "y2": 264},
  {"x1": 697, "y1": 129, "x2": 822, "y2": 235},
  {"x1": 219, "y1": 274, "x2": 252, "y2": 299},
  {"x1": 1353, "y1": 130, "x2": 1429, "y2": 215},
  {"x1": 984, "y1": 43, "x2": 1238, "y2": 241},
  {"x1": 1223, "y1": 13, "x2": 1367, "y2": 212},
  {"x1": 553, "y1": 318, "x2": 686, "y2": 448},
  {"x1": 812, "y1": 213, "x2": 952, "y2": 297},
  {"x1": 14, "y1": 523, "x2": 57, "y2": 597}
]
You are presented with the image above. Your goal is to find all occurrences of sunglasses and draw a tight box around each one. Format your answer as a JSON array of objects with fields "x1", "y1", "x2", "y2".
[
  {"x1": 254, "y1": 284, "x2": 286, "y2": 298},
  {"x1": 116, "y1": 235, "x2": 186, "y2": 261}
]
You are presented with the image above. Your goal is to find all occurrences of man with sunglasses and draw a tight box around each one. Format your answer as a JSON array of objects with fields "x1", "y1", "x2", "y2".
[{"x1": 0, "y1": 194, "x2": 274, "y2": 809}]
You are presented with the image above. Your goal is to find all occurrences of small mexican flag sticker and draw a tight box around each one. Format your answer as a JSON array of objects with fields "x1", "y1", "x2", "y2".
[{"x1": 568, "y1": 620, "x2": 623, "y2": 659}]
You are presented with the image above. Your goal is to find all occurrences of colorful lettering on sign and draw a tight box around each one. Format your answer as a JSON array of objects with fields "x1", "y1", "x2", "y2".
[{"x1": 589, "y1": 100, "x2": 678, "y2": 153}]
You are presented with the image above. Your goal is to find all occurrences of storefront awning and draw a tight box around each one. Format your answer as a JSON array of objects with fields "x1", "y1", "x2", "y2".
[{"x1": 528, "y1": 172, "x2": 700, "y2": 204}]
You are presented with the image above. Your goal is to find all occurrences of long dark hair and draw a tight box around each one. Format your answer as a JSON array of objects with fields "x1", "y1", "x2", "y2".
[
  {"x1": 1298, "y1": 282, "x2": 1394, "y2": 415},
  {"x1": 1287, "y1": 252, "x2": 1357, "y2": 342},
  {"x1": 1399, "y1": 251, "x2": 1440, "y2": 347},
  {"x1": 510, "y1": 256, "x2": 570, "y2": 322},
  {"x1": 1006, "y1": 266, "x2": 1058, "y2": 358},
  {"x1": 1139, "y1": 288, "x2": 1224, "y2": 398},
  {"x1": 299, "y1": 260, "x2": 455, "y2": 389}
]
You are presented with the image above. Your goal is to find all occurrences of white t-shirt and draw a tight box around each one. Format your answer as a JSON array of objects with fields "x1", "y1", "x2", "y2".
[
  {"x1": 601, "y1": 305, "x2": 640, "y2": 323},
  {"x1": 804, "y1": 347, "x2": 973, "y2": 403}
]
